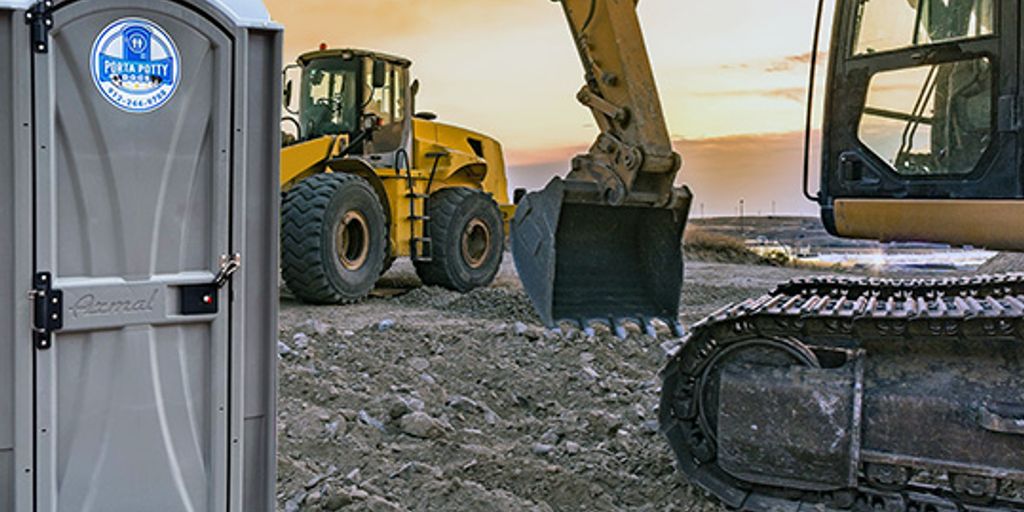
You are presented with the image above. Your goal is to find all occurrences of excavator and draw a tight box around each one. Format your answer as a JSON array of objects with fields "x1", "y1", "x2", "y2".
[{"x1": 512, "y1": 0, "x2": 1024, "y2": 510}]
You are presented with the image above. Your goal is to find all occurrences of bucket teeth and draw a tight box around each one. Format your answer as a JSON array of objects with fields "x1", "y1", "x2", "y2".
[
  {"x1": 670, "y1": 321, "x2": 686, "y2": 338},
  {"x1": 613, "y1": 321, "x2": 628, "y2": 339},
  {"x1": 511, "y1": 178, "x2": 690, "y2": 334},
  {"x1": 546, "y1": 316, "x2": 684, "y2": 339},
  {"x1": 580, "y1": 319, "x2": 596, "y2": 337},
  {"x1": 644, "y1": 321, "x2": 658, "y2": 338}
]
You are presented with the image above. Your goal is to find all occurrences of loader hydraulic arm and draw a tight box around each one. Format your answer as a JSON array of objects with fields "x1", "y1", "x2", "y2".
[
  {"x1": 511, "y1": 0, "x2": 691, "y2": 331},
  {"x1": 559, "y1": 0, "x2": 682, "y2": 207}
]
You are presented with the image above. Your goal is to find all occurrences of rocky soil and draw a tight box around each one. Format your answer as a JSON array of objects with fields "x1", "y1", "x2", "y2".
[{"x1": 275, "y1": 256, "x2": 849, "y2": 511}]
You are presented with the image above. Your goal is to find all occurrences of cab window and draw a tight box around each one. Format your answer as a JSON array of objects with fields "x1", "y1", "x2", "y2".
[
  {"x1": 364, "y1": 59, "x2": 407, "y2": 153},
  {"x1": 853, "y1": 0, "x2": 995, "y2": 56},
  {"x1": 299, "y1": 58, "x2": 359, "y2": 139},
  {"x1": 365, "y1": 58, "x2": 393, "y2": 123},
  {"x1": 858, "y1": 57, "x2": 992, "y2": 176}
]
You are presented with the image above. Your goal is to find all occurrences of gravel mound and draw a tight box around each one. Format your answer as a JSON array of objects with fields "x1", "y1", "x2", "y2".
[{"x1": 977, "y1": 252, "x2": 1024, "y2": 274}]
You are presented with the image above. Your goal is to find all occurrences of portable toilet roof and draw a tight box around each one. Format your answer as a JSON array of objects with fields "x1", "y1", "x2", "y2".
[
  {"x1": 0, "y1": 0, "x2": 279, "y2": 28},
  {"x1": 210, "y1": 0, "x2": 279, "y2": 28}
]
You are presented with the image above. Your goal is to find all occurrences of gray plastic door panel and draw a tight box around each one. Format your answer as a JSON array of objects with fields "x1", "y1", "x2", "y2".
[{"x1": 32, "y1": 2, "x2": 233, "y2": 511}]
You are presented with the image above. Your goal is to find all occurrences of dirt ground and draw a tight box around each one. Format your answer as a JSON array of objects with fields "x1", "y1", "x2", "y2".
[{"x1": 274, "y1": 254, "x2": 860, "y2": 512}]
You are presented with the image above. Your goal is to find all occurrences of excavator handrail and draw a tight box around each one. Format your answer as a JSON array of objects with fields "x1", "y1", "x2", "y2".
[{"x1": 802, "y1": 0, "x2": 827, "y2": 203}]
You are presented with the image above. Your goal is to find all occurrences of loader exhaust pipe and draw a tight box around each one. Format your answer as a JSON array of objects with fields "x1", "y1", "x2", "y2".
[{"x1": 512, "y1": 178, "x2": 691, "y2": 336}]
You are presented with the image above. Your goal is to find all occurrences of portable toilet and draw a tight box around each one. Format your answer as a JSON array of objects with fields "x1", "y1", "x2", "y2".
[{"x1": 0, "y1": 0, "x2": 281, "y2": 510}]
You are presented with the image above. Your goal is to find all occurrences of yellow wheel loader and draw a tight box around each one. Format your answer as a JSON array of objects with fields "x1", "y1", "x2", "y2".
[
  {"x1": 280, "y1": 48, "x2": 514, "y2": 304},
  {"x1": 512, "y1": 0, "x2": 1024, "y2": 510}
]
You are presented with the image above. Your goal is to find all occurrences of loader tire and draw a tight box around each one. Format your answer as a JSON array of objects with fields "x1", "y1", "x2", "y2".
[
  {"x1": 415, "y1": 188, "x2": 504, "y2": 292},
  {"x1": 281, "y1": 173, "x2": 387, "y2": 304}
]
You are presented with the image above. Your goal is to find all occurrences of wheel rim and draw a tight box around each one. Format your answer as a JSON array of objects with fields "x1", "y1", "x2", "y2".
[
  {"x1": 461, "y1": 218, "x2": 491, "y2": 269},
  {"x1": 335, "y1": 210, "x2": 370, "y2": 271}
]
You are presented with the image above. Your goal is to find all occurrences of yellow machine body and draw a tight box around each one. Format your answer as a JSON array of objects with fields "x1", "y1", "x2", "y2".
[
  {"x1": 281, "y1": 119, "x2": 512, "y2": 260},
  {"x1": 833, "y1": 198, "x2": 1024, "y2": 252}
]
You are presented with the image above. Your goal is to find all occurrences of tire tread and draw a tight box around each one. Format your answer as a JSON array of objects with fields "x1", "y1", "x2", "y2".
[{"x1": 281, "y1": 173, "x2": 386, "y2": 304}]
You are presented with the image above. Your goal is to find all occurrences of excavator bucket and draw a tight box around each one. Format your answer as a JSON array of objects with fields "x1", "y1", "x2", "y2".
[{"x1": 511, "y1": 178, "x2": 690, "y2": 335}]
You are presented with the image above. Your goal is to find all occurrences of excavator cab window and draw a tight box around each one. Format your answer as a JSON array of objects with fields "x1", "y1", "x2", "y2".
[
  {"x1": 859, "y1": 57, "x2": 992, "y2": 176},
  {"x1": 299, "y1": 58, "x2": 360, "y2": 139},
  {"x1": 853, "y1": 0, "x2": 996, "y2": 177},
  {"x1": 853, "y1": 0, "x2": 995, "y2": 55}
]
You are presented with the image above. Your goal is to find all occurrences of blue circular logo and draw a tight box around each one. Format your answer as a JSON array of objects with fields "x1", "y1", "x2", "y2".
[{"x1": 90, "y1": 18, "x2": 181, "y2": 114}]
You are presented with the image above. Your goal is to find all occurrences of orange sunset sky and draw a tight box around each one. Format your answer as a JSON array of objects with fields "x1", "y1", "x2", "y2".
[{"x1": 265, "y1": 0, "x2": 833, "y2": 216}]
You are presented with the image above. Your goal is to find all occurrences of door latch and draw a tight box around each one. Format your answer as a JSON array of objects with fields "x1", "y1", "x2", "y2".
[
  {"x1": 179, "y1": 254, "x2": 241, "y2": 316},
  {"x1": 214, "y1": 253, "x2": 241, "y2": 289},
  {"x1": 29, "y1": 272, "x2": 62, "y2": 350}
]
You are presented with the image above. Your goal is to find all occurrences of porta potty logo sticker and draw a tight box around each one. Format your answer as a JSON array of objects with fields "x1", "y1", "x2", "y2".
[{"x1": 90, "y1": 18, "x2": 181, "y2": 113}]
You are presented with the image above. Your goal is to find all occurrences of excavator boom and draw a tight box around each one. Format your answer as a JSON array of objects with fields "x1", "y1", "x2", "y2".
[{"x1": 512, "y1": 0, "x2": 691, "y2": 332}]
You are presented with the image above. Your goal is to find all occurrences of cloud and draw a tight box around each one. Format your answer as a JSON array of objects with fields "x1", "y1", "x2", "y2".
[
  {"x1": 697, "y1": 87, "x2": 808, "y2": 103},
  {"x1": 266, "y1": 0, "x2": 539, "y2": 60},
  {"x1": 763, "y1": 51, "x2": 829, "y2": 73},
  {"x1": 719, "y1": 52, "x2": 829, "y2": 73}
]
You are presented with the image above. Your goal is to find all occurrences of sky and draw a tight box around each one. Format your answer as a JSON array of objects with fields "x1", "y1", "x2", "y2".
[{"x1": 265, "y1": 0, "x2": 835, "y2": 216}]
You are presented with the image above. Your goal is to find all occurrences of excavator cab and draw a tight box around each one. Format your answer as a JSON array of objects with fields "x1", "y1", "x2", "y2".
[{"x1": 818, "y1": 0, "x2": 1023, "y2": 250}]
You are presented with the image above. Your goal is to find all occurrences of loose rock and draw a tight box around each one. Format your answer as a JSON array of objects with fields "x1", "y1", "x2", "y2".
[
  {"x1": 400, "y1": 412, "x2": 446, "y2": 439},
  {"x1": 358, "y1": 410, "x2": 386, "y2": 432},
  {"x1": 408, "y1": 357, "x2": 430, "y2": 372},
  {"x1": 277, "y1": 340, "x2": 292, "y2": 356},
  {"x1": 531, "y1": 443, "x2": 555, "y2": 456}
]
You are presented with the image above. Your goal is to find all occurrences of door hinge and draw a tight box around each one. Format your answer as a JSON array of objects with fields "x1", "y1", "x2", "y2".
[
  {"x1": 29, "y1": 272, "x2": 62, "y2": 350},
  {"x1": 24, "y1": 0, "x2": 53, "y2": 54}
]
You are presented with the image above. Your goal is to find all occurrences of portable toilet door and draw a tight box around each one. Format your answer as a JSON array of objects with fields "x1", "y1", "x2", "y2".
[{"x1": 6, "y1": 0, "x2": 281, "y2": 511}]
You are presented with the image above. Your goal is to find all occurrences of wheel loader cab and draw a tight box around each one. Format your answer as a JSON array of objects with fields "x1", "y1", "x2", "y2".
[
  {"x1": 298, "y1": 57, "x2": 360, "y2": 139},
  {"x1": 288, "y1": 49, "x2": 412, "y2": 160},
  {"x1": 818, "y1": 0, "x2": 1024, "y2": 250}
]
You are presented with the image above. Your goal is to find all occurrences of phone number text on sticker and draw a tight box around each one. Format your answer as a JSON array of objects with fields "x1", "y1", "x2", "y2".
[{"x1": 90, "y1": 18, "x2": 181, "y2": 114}]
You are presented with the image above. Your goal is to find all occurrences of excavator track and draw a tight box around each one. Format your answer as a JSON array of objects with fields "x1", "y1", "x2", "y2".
[{"x1": 660, "y1": 274, "x2": 1024, "y2": 512}]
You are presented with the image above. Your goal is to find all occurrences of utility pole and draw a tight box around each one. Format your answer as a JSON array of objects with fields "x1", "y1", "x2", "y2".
[
  {"x1": 772, "y1": 200, "x2": 776, "y2": 217},
  {"x1": 700, "y1": 202, "x2": 705, "y2": 218},
  {"x1": 739, "y1": 199, "x2": 745, "y2": 234}
]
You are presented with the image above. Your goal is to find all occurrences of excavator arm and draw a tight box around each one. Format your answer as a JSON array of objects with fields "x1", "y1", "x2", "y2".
[
  {"x1": 560, "y1": 0, "x2": 682, "y2": 206},
  {"x1": 512, "y1": 0, "x2": 691, "y2": 332}
]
